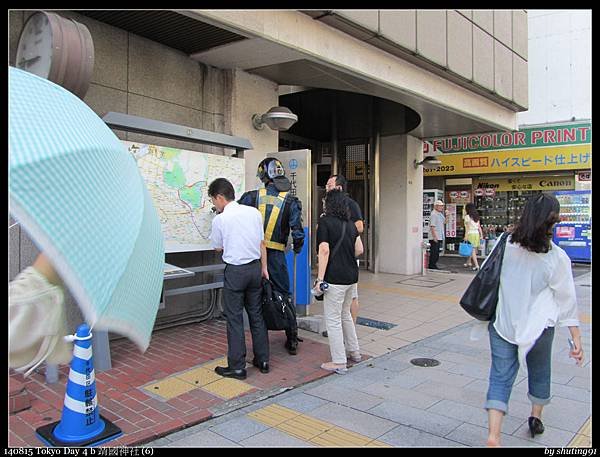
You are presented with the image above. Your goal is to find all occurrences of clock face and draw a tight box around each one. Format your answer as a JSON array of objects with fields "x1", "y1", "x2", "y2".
[{"x1": 16, "y1": 12, "x2": 54, "y2": 79}]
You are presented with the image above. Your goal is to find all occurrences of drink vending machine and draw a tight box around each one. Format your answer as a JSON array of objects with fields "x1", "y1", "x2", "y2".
[
  {"x1": 423, "y1": 189, "x2": 445, "y2": 253},
  {"x1": 552, "y1": 190, "x2": 591, "y2": 263}
]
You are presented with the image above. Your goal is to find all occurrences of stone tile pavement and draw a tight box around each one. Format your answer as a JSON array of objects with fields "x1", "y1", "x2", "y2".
[{"x1": 145, "y1": 267, "x2": 591, "y2": 448}]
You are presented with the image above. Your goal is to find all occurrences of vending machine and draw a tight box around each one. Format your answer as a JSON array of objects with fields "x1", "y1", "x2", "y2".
[
  {"x1": 423, "y1": 189, "x2": 445, "y2": 253},
  {"x1": 552, "y1": 190, "x2": 591, "y2": 263}
]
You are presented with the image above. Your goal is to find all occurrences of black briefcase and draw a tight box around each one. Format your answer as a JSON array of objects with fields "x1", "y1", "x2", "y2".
[{"x1": 261, "y1": 279, "x2": 295, "y2": 331}]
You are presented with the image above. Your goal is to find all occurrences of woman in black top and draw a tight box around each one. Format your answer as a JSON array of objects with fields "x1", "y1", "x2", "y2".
[{"x1": 316, "y1": 189, "x2": 363, "y2": 374}]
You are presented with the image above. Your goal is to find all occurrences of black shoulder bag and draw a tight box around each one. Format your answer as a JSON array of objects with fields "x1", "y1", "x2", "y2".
[
  {"x1": 261, "y1": 278, "x2": 295, "y2": 331},
  {"x1": 459, "y1": 231, "x2": 509, "y2": 321}
]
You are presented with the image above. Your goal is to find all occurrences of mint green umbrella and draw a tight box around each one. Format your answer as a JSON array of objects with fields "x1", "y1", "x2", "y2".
[{"x1": 9, "y1": 67, "x2": 164, "y2": 352}]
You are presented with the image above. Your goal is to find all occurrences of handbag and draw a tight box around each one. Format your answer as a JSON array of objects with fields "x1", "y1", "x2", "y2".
[
  {"x1": 9, "y1": 266, "x2": 73, "y2": 377},
  {"x1": 261, "y1": 278, "x2": 296, "y2": 330},
  {"x1": 459, "y1": 232, "x2": 509, "y2": 321},
  {"x1": 314, "y1": 220, "x2": 347, "y2": 301},
  {"x1": 459, "y1": 241, "x2": 472, "y2": 257}
]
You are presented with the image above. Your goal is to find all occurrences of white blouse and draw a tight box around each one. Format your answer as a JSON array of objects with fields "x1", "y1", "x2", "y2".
[{"x1": 471, "y1": 234, "x2": 579, "y2": 366}]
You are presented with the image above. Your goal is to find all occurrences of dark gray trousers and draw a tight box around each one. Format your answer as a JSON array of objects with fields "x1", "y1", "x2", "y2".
[{"x1": 222, "y1": 260, "x2": 269, "y2": 370}]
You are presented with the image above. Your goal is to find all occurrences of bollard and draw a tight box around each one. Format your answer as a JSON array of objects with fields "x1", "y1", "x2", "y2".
[{"x1": 421, "y1": 241, "x2": 430, "y2": 276}]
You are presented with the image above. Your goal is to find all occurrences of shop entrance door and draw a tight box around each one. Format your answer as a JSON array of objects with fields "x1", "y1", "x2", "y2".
[{"x1": 338, "y1": 139, "x2": 369, "y2": 269}]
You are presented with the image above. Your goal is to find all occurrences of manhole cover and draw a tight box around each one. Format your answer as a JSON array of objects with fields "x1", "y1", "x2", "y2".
[{"x1": 410, "y1": 358, "x2": 440, "y2": 367}]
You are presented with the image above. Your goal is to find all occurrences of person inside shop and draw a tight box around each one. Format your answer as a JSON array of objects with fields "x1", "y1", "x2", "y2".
[
  {"x1": 463, "y1": 202, "x2": 484, "y2": 271},
  {"x1": 428, "y1": 200, "x2": 446, "y2": 270},
  {"x1": 209, "y1": 178, "x2": 270, "y2": 379},
  {"x1": 481, "y1": 193, "x2": 583, "y2": 447},
  {"x1": 238, "y1": 158, "x2": 305, "y2": 355}
]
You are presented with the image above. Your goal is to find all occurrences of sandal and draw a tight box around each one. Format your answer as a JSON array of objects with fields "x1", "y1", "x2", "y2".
[
  {"x1": 472, "y1": 266, "x2": 479, "y2": 271},
  {"x1": 348, "y1": 351, "x2": 362, "y2": 363},
  {"x1": 463, "y1": 263, "x2": 471, "y2": 268},
  {"x1": 320, "y1": 362, "x2": 348, "y2": 375}
]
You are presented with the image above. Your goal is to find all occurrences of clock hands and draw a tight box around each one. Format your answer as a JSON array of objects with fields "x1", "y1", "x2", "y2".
[{"x1": 18, "y1": 55, "x2": 41, "y2": 67}]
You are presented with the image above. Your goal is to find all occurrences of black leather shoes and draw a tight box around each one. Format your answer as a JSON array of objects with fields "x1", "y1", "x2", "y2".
[
  {"x1": 252, "y1": 360, "x2": 269, "y2": 374},
  {"x1": 528, "y1": 416, "x2": 544, "y2": 438},
  {"x1": 285, "y1": 339, "x2": 298, "y2": 355},
  {"x1": 214, "y1": 366, "x2": 247, "y2": 380}
]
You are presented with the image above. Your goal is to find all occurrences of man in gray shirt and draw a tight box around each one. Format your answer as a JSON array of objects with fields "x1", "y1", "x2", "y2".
[{"x1": 428, "y1": 200, "x2": 446, "y2": 270}]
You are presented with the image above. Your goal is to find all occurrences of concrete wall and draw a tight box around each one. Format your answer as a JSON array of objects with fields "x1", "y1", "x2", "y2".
[
  {"x1": 379, "y1": 135, "x2": 423, "y2": 275},
  {"x1": 329, "y1": 9, "x2": 529, "y2": 109},
  {"x1": 227, "y1": 70, "x2": 279, "y2": 191},
  {"x1": 518, "y1": 10, "x2": 591, "y2": 125},
  {"x1": 9, "y1": 10, "x2": 243, "y2": 335}
]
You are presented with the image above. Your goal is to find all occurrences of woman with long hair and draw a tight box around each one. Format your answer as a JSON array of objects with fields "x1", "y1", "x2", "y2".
[
  {"x1": 484, "y1": 193, "x2": 583, "y2": 447},
  {"x1": 315, "y1": 189, "x2": 363, "y2": 374},
  {"x1": 463, "y1": 202, "x2": 483, "y2": 270}
]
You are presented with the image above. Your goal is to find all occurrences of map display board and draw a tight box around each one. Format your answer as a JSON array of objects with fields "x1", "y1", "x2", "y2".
[{"x1": 124, "y1": 141, "x2": 245, "y2": 252}]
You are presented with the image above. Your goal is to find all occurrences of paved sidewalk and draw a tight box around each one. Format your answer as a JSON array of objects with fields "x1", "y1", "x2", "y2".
[{"x1": 146, "y1": 268, "x2": 591, "y2": 448}]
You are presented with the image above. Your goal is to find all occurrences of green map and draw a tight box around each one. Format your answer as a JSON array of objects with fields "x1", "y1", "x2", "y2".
[{"x1": 124, "y1": 141, "x2": 245, "y2": 252}]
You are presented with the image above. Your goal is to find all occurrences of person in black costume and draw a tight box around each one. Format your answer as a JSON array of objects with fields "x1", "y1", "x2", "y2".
[{"x1": 238, "y1": 158, "x2": 305, "y2": 355}]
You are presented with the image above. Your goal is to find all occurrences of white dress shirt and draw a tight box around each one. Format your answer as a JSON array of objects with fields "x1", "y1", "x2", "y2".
[
  {"x1": 471, "y1": 234, "x2": 579, "y2": 367},
  {"x1": 210, "y1": 201, "x2": 264, "y2": 265}
]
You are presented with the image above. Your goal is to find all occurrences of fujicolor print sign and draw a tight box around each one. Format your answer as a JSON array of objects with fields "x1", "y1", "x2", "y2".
[{"x1": 423, "y1": 122, "x2": 592, "y2": 176}]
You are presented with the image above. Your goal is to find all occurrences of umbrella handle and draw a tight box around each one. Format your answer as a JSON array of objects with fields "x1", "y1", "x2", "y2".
[{"x1": 64, "y1": 333, "x2": 93, "y2": 342}]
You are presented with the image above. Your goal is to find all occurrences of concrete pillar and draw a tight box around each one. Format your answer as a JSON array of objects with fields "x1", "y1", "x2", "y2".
[
  {"x1": 226, "y1": 69, "x2": 279, "y2": 191},
  {"x1": 378, "y1": 134, "x2": 423, "y2": 274}
]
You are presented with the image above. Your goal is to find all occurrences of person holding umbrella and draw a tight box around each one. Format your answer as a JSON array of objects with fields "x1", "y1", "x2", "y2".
[
  {"x1": 9, "y1": 66, "x2": 165, "y2": 446},
  {"x1": 9, "y1": 253, "x2": 73, "y2": 376}
]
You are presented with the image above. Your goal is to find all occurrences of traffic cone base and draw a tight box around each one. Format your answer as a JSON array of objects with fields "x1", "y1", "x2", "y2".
[
  {"x1": 35, "y1": 323, "x2": 122, "y2": 447},
  {"x1": 36, "y1": 415, "x2": 122, "y2": 447}
]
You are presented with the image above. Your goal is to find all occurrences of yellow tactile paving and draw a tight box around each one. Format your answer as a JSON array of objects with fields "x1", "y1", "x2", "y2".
[
  {"x1": 202, "y1": 378, "x2": 254, "y2": 399},
  {"x1": 568, "y1": 417, "x2": 592, "y2": 448},
  {"x1": 248, "y1": 404, "x2": 393, "y2": 447},
  {"x1": 580, "y1": 417, "x2": 592, "y2": 436},
  {"x1": 176, "y1": 367, "x2": 221, "y2": 387},
  {"x1": 289, "y1": 414, "x2": 333, "y2": 432},
  {"x1": 277, "y1": 415, "x2": 334, "y2": 441},
  {"x1": 365, "y1": 440, "x2": 392, "y2": 447},
  {"x1": 248, "y1": 404, "x2": 303, "y2": 427},
  {"x1": 314, "y1": 427, "x2": 372, "y2": 446},
  {"x1": 143, "y1": 377, "x2": 197, "y2": 400}
]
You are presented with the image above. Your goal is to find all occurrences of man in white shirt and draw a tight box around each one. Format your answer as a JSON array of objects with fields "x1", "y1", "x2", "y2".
[
  {"x1": 209, "y1": 178, "x2": 270, "y2": 380},
  {"x1": 428, "y1": 200, "x2": 446, "y2": 270}
]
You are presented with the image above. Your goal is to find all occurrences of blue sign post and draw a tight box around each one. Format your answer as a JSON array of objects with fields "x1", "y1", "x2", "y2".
[{"x1": 273, "y1": 150, "x2": 312, "y2": 316}]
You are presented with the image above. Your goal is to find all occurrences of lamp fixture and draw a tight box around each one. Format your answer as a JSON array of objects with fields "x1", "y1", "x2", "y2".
[
  {"x1": 252, "y1": 106, "x2": 298, "y2": 131},
  {"x1": 414, "y1": 156, "x2": 442, "y2": 169}
]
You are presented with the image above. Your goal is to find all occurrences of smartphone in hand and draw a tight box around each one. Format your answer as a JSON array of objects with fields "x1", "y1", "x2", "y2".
[{"x1": 568, "y1": 338, "x2": 581, "y2": 366}]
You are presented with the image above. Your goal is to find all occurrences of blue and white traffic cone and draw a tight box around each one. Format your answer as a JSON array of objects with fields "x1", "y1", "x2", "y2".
[{"x1": 36, "y1": 323, "x2": 122, "y2": 447}]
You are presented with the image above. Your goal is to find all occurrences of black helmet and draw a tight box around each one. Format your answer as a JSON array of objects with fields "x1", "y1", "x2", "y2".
[{"x1": 257, "y1": 157, "x2": 285, "y2": 183}]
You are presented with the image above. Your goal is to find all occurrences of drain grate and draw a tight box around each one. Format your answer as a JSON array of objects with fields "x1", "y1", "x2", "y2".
[
  {"x1": 410, "y1": 358, "x2": 440, "y2": 367},
  {"x1": 396, "y1": 277, "x2": 453, "y2": 288},
  {"x1": 356, "y1": 317, "x2": 397, "y2": 330}
]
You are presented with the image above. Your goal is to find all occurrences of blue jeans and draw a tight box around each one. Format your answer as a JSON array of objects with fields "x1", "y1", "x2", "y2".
[{"x1": 485, "y1": 322, "x2": 554, "y2": 414}]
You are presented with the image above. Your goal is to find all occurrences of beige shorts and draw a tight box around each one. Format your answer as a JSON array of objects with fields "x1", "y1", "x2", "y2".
[{"x1": 351, "y1": 283, "x2": 358, "y2": 299}]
